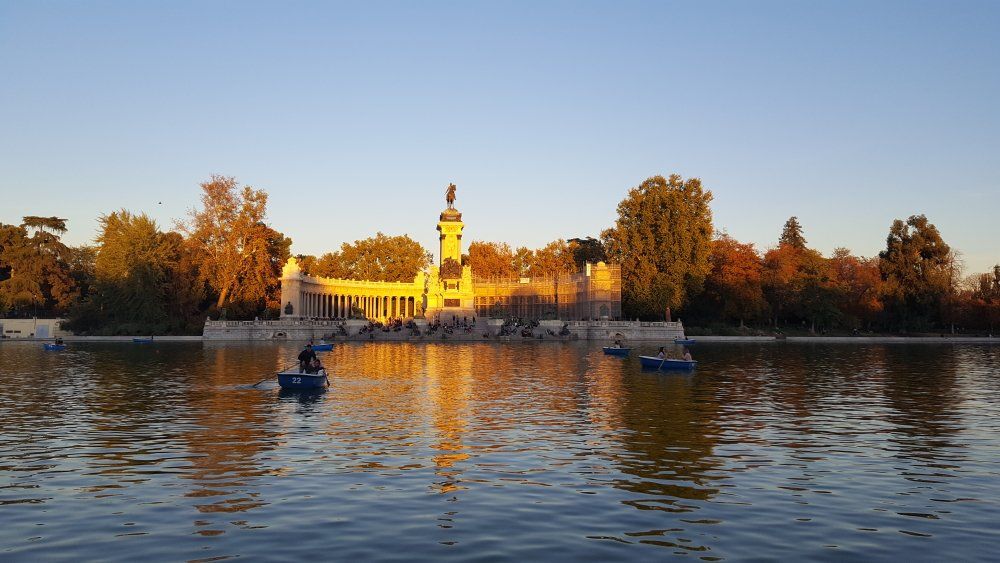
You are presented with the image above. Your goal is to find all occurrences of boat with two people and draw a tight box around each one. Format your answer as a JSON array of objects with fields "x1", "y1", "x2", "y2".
[
  {"x1": 639, "y1": 345, "x2": 697, "y2": 371},
  {"x1": 603, "y1": 338, "x2": 631, "y2": 356}
]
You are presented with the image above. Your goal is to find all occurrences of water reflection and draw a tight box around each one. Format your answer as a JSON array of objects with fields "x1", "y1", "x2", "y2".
[{"x1": 1, "y1": 341, "x2": 998, "y2": 561}]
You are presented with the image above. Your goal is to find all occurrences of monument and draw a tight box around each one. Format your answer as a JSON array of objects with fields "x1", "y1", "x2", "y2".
[
  {"x1": 271, "y1": 182, "x2": 621, "y2": 325},
  {"x1": 424, "y1": 184, "x2": 476, "y2": 321}
]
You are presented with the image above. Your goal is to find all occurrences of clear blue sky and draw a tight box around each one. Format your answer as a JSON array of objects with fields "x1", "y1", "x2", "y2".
[{"x1": 2, "y1": 1, "x2": 998, "y2": 273}]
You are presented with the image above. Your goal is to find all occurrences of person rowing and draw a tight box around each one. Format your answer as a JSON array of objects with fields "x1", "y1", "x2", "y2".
[
  {"x1": 656, "y1": 346, "x2": 666, "y2": 359},
  {"x1": 298, "y1": 344, "x2": 317, "y2": 373}
]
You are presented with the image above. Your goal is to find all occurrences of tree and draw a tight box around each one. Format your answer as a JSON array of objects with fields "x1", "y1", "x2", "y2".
[
  {"x1": 513, "y1": 247, "x2": 533, "y2": 278},
  {"x1": 779, "y1": 216, "x2": 807, "y2": 250},
  {"x1": 828, "y1": 248, "x2": 883, "y2": 330},
  {"x1": 182, "y1": 175, "x2": 290, "y2": 313},
  {"x1": 567, "y1": 237, "x2": 607, "y2": 269},
  {"x1": 66, "y1": 211, "x2": 209, "y2": 334},
  {"x1": 703, "y1": 235, "x2": 766, "y2": 326},
  {"x1": 603, "y1": 174, "x2": 714, "y2": 319},
  {"x1": 878, "y1": 214, "x2": 953, "y2": 330},
  {"x1": 528, "y1": 239, "x2": 577, "y2": 278},
  {"x1": 313, "y1": 232, "x2": 429, "y2": 282},
  {"x1": 92, "y1": 210, "x2": 176, "y2": 327},
  {"x1": 0, "y1": 217, "x2": 77, "y2": 316},
  {"x1": 467, "y1": 241, "x2": 517, "y2": 279},
  {"x1": 294, "y1": 254, "x2": 318, "y2": 276}
]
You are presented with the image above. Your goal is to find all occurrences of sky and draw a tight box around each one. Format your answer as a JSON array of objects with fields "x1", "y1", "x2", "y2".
[{"x1": 1, "y1": 1, "x2": 998, "y2": 273}]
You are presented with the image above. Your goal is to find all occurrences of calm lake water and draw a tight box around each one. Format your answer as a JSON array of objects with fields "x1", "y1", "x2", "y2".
[{"x1": 2, "y1": 341, "x2": 999, "y2": 561}]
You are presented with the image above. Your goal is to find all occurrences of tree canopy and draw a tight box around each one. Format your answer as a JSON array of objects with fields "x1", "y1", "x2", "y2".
[
  {"x1": 603, "y1": 174, "x2": 714, "y2": 319},
  {"x1": 878, "y1": 214, "x2": 954, "y2": 330},
  {"x1": 313, "y1": 233, "x2": 430, "y2": 282},
  {"x1": 0, "y1": 217, "x2": 77, "y2": 315},
  {"x1": 181, "y1": 175, "x2": 290, "y2": 311},
  {"x1": 467, "y1": 241, "x2": 518, "y2": 279}
]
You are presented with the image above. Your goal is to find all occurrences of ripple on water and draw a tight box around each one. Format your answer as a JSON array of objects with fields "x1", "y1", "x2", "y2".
[{"x1": 0, "y1": 341, "x2": 998, "y2": 561}]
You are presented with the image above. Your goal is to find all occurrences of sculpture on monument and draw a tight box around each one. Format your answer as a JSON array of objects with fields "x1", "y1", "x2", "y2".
[{"x1": 445, "y1": 183, "x2": 457, "y2": 209}]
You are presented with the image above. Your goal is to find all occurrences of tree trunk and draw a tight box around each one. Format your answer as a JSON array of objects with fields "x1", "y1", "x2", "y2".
[{"x1": 216, "y1": 284, "x2": 230, "y2": 309}]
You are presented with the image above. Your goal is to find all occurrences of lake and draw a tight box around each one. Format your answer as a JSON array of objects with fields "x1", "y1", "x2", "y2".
[{"x1": 2, "y1": 341, "x2": 998, "y2": 561}]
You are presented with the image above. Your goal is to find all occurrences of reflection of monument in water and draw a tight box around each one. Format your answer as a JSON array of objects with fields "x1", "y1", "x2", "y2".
[{"x1": 279, "y1": 184, "x2": 621, "y2": 322}]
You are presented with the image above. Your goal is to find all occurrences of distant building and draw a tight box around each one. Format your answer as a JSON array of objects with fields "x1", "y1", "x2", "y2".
[
  {"x1": 279, "y1": 189, "x2": 621, "y2": 321},
  {"x1": 1, "y1": 318, "x2": 69, "y2": 339}
]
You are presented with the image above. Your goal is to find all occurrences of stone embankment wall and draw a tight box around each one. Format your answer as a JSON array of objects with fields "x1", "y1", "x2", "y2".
[{"x1": 202, "y1": 319, "x2": 686, "y2": 342}]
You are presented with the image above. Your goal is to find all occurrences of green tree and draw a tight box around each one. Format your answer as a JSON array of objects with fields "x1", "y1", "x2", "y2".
[
  {"x1": 603, "y1": 174, "x2": 714, "y2": 319},
  {"x1": 0, "y1": 217, "x2": 77, "y2": 315},
  {"x1": 779, "y1": 216, "x2": 807, "y2": 250},
  {"x1": 878, "y1": 214, "x2": 954, "y2": 331},
  {"x1": 67, "y1": 212, "x2": 209, "y2": 334},
  {"x1": 567, "y1": 237, "x2": 607, "y2": 269}
]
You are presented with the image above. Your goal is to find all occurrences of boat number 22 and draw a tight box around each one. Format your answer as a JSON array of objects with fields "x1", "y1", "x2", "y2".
[{"x1": 292, "y1": 377, "x2": 301, "y2": 384}]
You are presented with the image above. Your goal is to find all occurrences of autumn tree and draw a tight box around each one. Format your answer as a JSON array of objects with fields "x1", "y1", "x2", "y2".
[
  {"x1": 828, "y1": 248, "x2": 883, "y2": 330},
  {"x1": 313, "y1": 233, "x2": 430, "y2": 282},
  {"x1": 968, "y1": 265, "x2": 1000, "y2": 333},
  {"x1": 182, "y1": 175, "x2": 290, "y2": 314},
  {"x1": 0, "y1": 217, "x2": 76, "y2": 315},
  {"x1": 513, "y1": 247, "x2": 533, "y2": 278},
  {"x1": 878, "y1": 215, "x2": 954, "y2": 331},
  {"x1": 603, "y1": 174, "x2": 714, "y2": 319},
  {"x1": 528, "y1": 239, "x2": 577, "y2": 278},
  {"x1": 294, "y1": 255, "x2": 318, "y2": 276},
  {"x1": 467, "y1": 241, "x2": 517, "y2": 279},
  {"x1": 703, "y1": 235, "x2": 766, "y2": 326}
]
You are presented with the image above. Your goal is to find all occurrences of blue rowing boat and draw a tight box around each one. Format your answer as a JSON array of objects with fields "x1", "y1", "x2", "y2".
[
  {"x1": 674, "y1": 338, "x2": 697, "y2": 345},
  {"x1": 132, "y1": 338, "x2": 153, "y2": 344},
  {"x1": 277, "y1": 369, "x2": 329, "y2": 390},
  {"x1": 603, "y1": 346, "x2": 631, "y2": 356},
  {"x1": 43, "y1": 343, "x2": 66, "y2": 351},
  {"x1": 638, "y1": 355, "x2": 697, "y2": 370},
  {"x1": 309, "y1": 343, "x2": 333, "y2": 351}
]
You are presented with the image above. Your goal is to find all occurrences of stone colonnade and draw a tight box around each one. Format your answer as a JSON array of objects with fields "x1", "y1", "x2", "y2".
[
  {"x1": 296, "y1": 291, "x2": 419, "y2": 321},
  {"x1": 280, "y1": 260, "x2": 426, "y2": 322}
]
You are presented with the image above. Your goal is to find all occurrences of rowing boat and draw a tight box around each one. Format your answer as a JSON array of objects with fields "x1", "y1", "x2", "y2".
[
  {"x1": 602, "y1": 346, "x2": 631, "y2": 356},
  {"x1": 277, "y1": 369, "x2": 329, "y2": 390},
  {"x1": 638, "y1": 355, "x2": 697, "y2": 370}
]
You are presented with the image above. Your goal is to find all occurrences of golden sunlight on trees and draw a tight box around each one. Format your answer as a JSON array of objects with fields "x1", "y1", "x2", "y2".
[
  {"x1": 313, "y1": 233, "x2": 430, "y2": 282},
  {"x1": 467, "y1": 241, "x2": 518, "y2": 279},
  {"x1": 603, "y1": 174, "x2": 713, "y2": 319},
  {"x1": 182, "y1": 175, "x2": 290, "y2": 313},
  {"x1": 703, "y1": 235, "x2": 766, "y2": 327}
]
